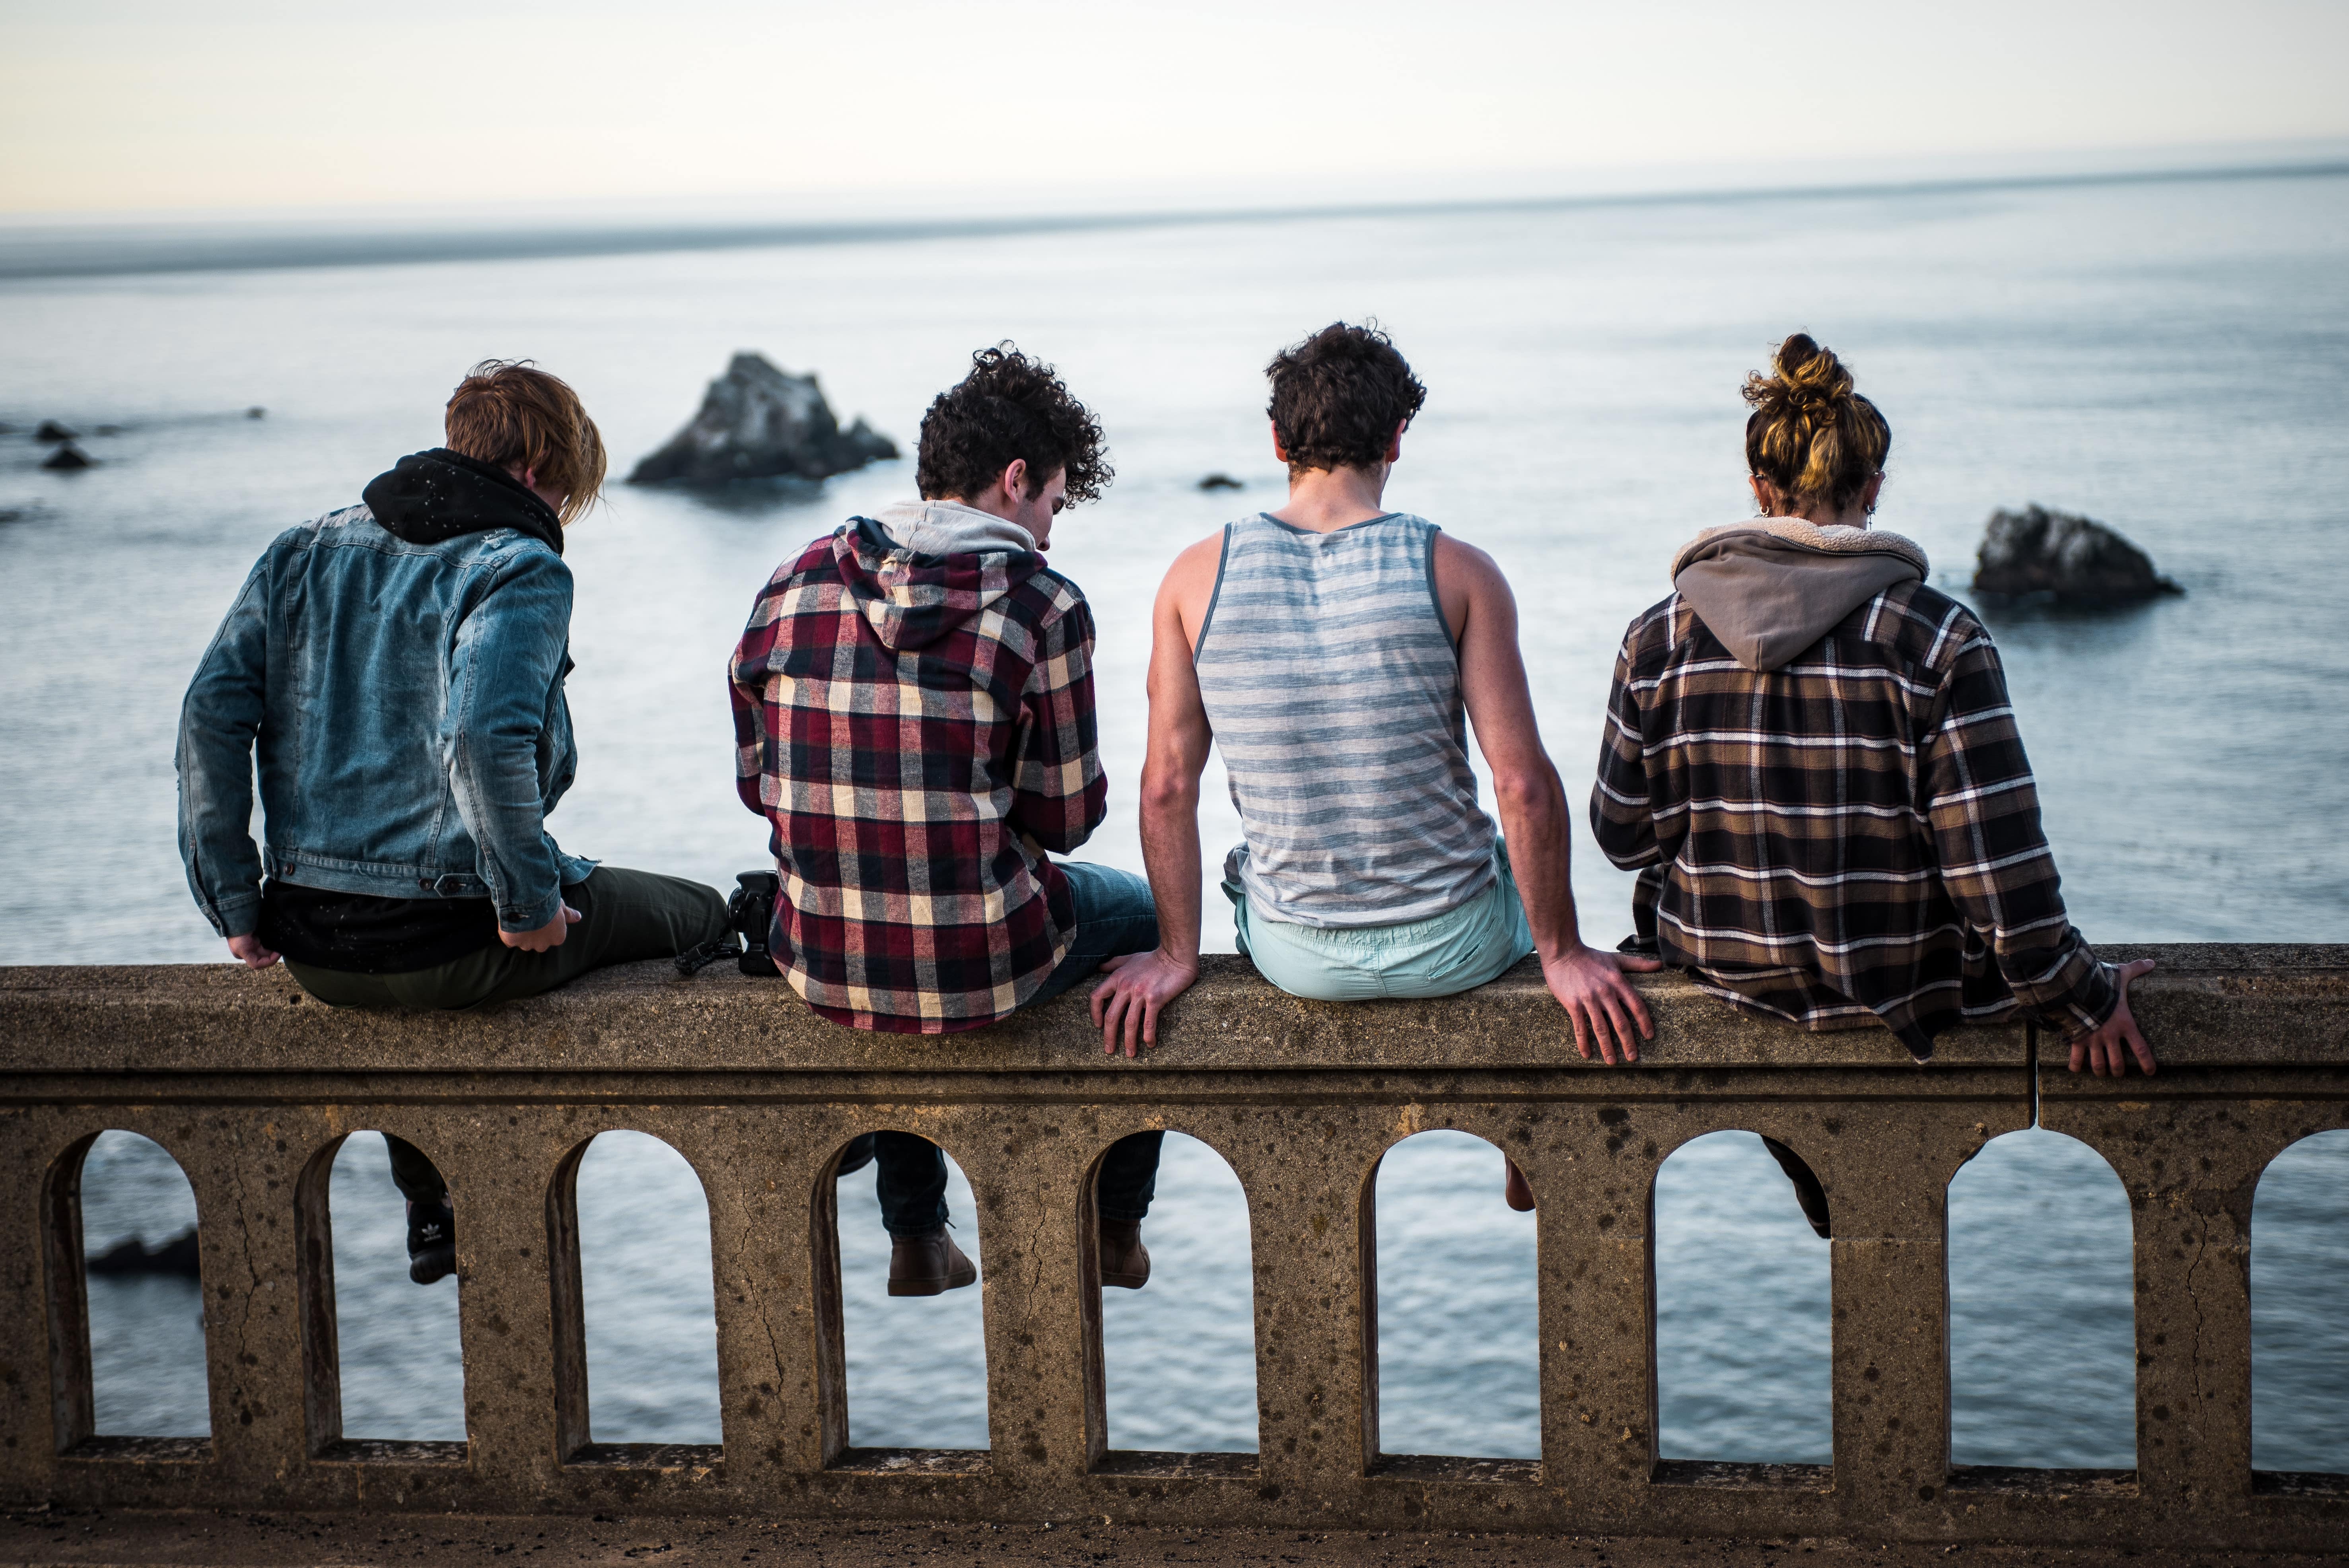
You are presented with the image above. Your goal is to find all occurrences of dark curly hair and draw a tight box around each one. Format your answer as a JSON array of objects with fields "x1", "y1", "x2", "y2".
[
  {"x1": 1265, "y1": 322, "x2": 1427, "y2": 475},
  {"x1": 914, "y1": 344, "x2": 1111, "y2": 506}
]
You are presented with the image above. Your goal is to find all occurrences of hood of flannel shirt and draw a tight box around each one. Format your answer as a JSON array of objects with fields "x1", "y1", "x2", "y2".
[
  {"x1": 835, "y1": 507, "x2": 1051, "y2": 652},
  {"x1": 1671, "y1": 519, "x2": 1929, "y2": 673},
  {"x1": 361, "y1": 448, "x2": 566, "y2": 557}
]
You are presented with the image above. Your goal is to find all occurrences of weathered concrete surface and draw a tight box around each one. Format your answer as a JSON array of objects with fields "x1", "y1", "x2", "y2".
[
  {"x1": 0, "y1": 946, "x2": 2341, "y2": 1555},
  {"x1": 0, "y1": 952, "x2": 2041, "y2": 1074},
  {"x1": 3, "y1": 1505, "x2": 2342, "y2": 1568}
]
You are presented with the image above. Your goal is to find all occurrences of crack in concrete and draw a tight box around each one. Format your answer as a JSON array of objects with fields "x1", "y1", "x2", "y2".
[
  {"x1": 217, "y1": 1121, "x2": 273, "y2": 1459},
  {"x1": 2174, "y1": 1175, "x2": 2209, "y2": 1469},
  {"x1": 729, "y1": 1222, "x2": 790, "y2": 1424},
  {"x1": 1026, "y1": 1206, "x2": 1050, "y2": 1297}
]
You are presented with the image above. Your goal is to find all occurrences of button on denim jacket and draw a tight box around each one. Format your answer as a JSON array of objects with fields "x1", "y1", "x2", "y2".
[{"x1": 177, "y1": 505, "x2": 595, "y2": 939}]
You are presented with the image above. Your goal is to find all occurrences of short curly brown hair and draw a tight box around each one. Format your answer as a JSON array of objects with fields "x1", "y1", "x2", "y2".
[
  {"x1": 1265, "y1": 322, "x2": 1426, "y2": 475},
  {"x1": 914, "y1": 344, "x2": 1111, "y2": 506}
]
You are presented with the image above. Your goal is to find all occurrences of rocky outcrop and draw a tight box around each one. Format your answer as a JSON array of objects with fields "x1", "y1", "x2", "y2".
[
  {"x1": 1197, "y1": 472, "x2": 1244, "y2": 491},
  {"x1": 87, "y1": 1227, "x2": 201, "y2": 1278},
  {"x1": 41, "y1": 442, "x2": 93, "y2": 470},
  {"x1": 34, "y1": 420, "x2": 78, "y2": 443},
  {"x1": 1974, "y1": 505, "x2": 2182, "y2": 603},
  {"x1": 628, "y1": 352, "x2": 896, "y2": 486}
]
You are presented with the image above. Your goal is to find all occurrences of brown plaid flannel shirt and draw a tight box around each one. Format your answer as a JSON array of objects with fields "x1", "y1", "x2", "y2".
[{"x1": 1591, "y1": 578, "x2": 2116, "y2": 1059}]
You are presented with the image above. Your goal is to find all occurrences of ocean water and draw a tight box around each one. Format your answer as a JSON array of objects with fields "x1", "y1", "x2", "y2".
[{"x1": 14, "y1": 167, "x2": 2349, "y2": 1470}]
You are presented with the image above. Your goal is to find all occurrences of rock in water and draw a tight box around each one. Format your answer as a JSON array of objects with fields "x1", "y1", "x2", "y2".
[
  {"x1": 1197, "y1": 472, "x2": 1244, "y2": 491},
  {"x1": 34, "y1": 420, "x2": 79, "y2": 443},
  {"x1": 1974, "y1": 505, "x2": 2182, "y2": 602},
  {"x1": 628, "y1": 352, "x2": 897, "y2": 486},
  {"x1": 41, "y1": 441, "x2": 93, "y2": 470},
  {"x1": 88, "y1": 1228, "x2": 202, "y2": 1278}
]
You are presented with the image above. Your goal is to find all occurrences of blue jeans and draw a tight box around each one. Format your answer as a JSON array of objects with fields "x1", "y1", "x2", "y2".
[{"x1": 852, "y1": 860, "x2": 1165, "y2": 1236}]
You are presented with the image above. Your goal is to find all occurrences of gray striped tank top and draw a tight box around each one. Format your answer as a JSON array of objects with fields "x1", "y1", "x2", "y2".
[{"x1": 1194, "y1": 511, "x2": 1497, "y2": 928}]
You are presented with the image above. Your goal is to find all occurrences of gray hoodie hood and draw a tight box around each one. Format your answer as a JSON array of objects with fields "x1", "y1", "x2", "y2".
[
  {"x1": 1671, "y1": 519, "x2": 1930, "y2": 673},
  {"x1": 828, "y1": 499, "x2": 1049, "y2": 654},
  {"x1": 873, "y1": 498, "x2": 1037, "y2": 556}
]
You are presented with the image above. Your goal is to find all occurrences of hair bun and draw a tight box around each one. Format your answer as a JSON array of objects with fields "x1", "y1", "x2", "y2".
[
  {"x1": 1740, "y1": 332, "x2": 1889, "y2": 512},
  {"x1": 1770, "y1": 333, "x2": 1853, "y2": 409}
]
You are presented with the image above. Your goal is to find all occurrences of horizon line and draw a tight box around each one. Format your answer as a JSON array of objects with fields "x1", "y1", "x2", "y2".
[{"x1": 3, "y1": 155, "x2": 2344, "y2": 284}]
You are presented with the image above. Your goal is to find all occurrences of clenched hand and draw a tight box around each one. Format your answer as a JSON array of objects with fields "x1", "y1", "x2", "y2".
[{"x1": 500, "y1": 904, "x2": 582, "y2": 953}]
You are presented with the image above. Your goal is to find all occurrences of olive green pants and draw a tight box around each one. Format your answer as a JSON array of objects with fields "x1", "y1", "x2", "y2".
[
  {"x1": 284, "y1": 865, "x2": 729, "y2": 1011},
  {"x1": 286, "y1": 866, "x2": 728, "y2": 1207}
]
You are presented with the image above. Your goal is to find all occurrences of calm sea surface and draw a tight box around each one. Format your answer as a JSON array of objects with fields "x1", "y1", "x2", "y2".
[{"x1": 9, "y1": 169, "x2": 2347, "y2": 1470}]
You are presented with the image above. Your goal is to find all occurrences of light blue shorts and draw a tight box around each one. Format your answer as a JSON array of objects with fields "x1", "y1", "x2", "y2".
[{"x1": 1223, "y1": 840, "x2": 1536, "y2": 1002}]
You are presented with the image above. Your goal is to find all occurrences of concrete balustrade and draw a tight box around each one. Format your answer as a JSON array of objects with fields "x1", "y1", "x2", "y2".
[{"x1": 0, "y1": 944, "x2": 2341, "y2": 1549}]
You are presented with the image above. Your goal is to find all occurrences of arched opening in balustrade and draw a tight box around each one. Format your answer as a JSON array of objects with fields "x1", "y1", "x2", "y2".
[
  {"x1": 1094, "y1": 1129, "x2": 1257, "y2": 1455},
  {"x1": 313, "y1": 1131, "x2": 467, "y2": 1443},
  {"x1": 56, "y1": 1130, "x2": 211, "y2": 1444},
  {"x1": 1371, "y1": 1129, "x2": 1538, "y2": 1459},
  {"x1": 1653, "y1": 1130, "x2": 1830, "y2": 1464},
  {"x1": 823, "y1": 1131, "x2": 990, "y2": 1453},
  {"x1": 1947, "y1": 1129, "x2": 2134, "y2": 1469},
  {"x1": 2251, "y1": 1128, "x2": 2349, "y2": 1474},
  {"x1": 562, "y1": 1131, "x2": 722, "y2": 1448}
]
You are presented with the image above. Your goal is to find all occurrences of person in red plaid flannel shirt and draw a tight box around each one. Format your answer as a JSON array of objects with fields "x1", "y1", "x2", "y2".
[{"x1": 731, "y1": 346, "x2": 1165, "y2": 1296}]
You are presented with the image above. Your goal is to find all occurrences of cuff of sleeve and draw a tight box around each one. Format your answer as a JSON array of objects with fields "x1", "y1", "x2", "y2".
[
  {"x1": 499, "y1": 888, "x2": 564, "y2": 933},
  {"x1": 2057, "y1": 962, "x2": 2122, "y2": 1038},
  {"x1": 210, "y1": 894, "x2": 262, "y2": 941}
]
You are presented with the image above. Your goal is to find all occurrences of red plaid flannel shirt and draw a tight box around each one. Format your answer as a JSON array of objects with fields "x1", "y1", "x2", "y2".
[{"x1": 730, "y1": 519, "x2": 1106, "y2": 1032}]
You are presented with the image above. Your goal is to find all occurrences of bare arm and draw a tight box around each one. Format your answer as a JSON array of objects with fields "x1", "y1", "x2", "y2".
[
  {"x1": 1091, "y1": 534, "x2": 1222, "y2": 1058},
  {"x1": 1436, "y1": 534, "x2": 1661, "y2": 1063}
]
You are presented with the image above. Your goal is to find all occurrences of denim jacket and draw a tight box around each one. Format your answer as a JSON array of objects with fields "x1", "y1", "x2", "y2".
[{"x1": 177, "y1": 466, "x2": 595, "y2": 939}]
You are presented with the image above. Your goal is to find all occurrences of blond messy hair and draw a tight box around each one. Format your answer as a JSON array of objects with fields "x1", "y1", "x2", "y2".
[{"x1": 444, "y1": 359, "x2": 607, "y2": 526}]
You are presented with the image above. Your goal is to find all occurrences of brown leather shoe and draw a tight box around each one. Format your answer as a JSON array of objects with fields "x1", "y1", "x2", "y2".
[
  {"x1": 887, "y1": 1227, "x2": 977, "y2": 1296},
  {"x1": 1503, "y1": 1158, "x2": 1536, "y2": 1212},
  {"x1": 1099, "y1": 1218, "x2": 1150, "y2": 1290}
]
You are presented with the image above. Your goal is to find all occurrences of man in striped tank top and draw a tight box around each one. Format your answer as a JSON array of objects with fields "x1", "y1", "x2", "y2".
[{"x1": 1089, "y1": 324, "x2": 1660, "y2": 1207}]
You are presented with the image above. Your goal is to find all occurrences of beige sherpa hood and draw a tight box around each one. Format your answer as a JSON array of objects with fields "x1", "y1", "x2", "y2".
[{"x1": 1671, "y1": 519, "x2": 1930, "y2": 673}]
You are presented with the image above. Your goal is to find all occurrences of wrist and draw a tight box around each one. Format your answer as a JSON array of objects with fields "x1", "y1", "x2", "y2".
[{"x1": 500, "y1": 891, "x2": 562, "y2": 933}]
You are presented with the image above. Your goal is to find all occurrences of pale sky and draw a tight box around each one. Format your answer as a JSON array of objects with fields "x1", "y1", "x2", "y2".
[{"x1": 4, "y1": 0, "x2": 2346, "y2": 216}]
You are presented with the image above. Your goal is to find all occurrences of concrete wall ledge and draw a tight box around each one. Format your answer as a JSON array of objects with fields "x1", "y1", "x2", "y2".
[
  {"x1": 1, "y1": 944, "x2": 2343, "y2": 1552},
  {"x1": 2, "y1": 943, "x2": 2343, "y2": 1076}
]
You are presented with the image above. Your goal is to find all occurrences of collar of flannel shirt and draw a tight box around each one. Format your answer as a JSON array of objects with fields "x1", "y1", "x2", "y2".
[{"x1": 1670, "y1": 518, "x2": 1929, "y2": 672}]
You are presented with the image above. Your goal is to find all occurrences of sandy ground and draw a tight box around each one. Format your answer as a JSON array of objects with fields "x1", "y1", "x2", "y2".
[{"x1": 2, "y1": 1507, "x2": 2339, "y2": 1568}]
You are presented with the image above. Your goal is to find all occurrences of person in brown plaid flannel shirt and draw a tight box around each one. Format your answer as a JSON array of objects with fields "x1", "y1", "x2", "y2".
[
  {"x1": 1590, "y1": 334, "x2": 2156, "y2": 1238},
  {"x1": 732, "y1": 346, "x2": 1166, "y2": 1296}
]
